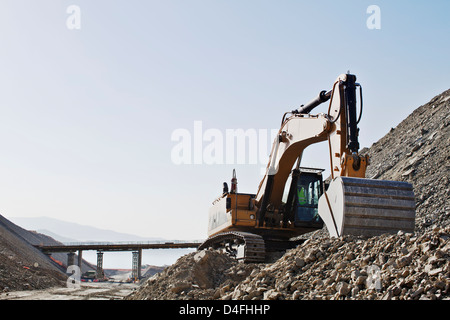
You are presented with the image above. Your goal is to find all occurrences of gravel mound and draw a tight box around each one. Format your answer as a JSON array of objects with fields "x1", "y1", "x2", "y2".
[
  {"x1": 227, "y1": 227, "x2": 449, "y2": 300},
  {"x1": 126, "y1": 250, "x2": 259, "y2": 300},
  {"x1": 126, "y1": 227, "x2": 449, "y2": 300}
]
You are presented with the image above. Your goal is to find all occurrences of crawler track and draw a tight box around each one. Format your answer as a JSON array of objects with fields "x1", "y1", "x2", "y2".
[{"x1": 198, "y1": 231, "x2": 266, "y2": 263}]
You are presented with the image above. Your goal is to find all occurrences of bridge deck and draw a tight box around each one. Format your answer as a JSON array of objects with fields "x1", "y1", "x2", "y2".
[{"x1": 35, "y1": 241, "x2": 201, "y2": 252}]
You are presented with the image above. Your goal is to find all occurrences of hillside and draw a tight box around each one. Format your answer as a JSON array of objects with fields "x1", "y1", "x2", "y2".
[
  {"x1": 0, "y1": 214, "x2": 67, "y2": 291},
  {"x1": 126, "y1": 88, "x2": 450, "y2": 300},
  {"x1": 361, "y1": 89, "x2": 450, "y2": 232}
]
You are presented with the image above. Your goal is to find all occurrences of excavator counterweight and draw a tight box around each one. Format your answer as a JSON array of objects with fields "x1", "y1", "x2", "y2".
[{"x1": 199, "y1": 73, "x2": 416, "y2": 262}]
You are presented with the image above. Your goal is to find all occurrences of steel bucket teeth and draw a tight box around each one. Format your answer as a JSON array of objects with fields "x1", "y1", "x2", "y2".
[{"x1": 318, "y1": 177, "x2": 416, "y2": 237}]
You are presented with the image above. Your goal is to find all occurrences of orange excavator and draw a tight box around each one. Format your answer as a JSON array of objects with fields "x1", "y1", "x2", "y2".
[{"x1": 198, "y1": 73, "x2": 416, "y2": 262}]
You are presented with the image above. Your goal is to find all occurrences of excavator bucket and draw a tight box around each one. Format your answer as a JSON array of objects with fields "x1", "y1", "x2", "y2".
[{"x1": 318, "y1": 177, "x2": 416, "y2": 237}]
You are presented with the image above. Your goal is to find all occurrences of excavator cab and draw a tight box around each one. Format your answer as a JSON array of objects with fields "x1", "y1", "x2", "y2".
[{"x1": 294, "y1": 169, "x2": 324, "y2": 227}]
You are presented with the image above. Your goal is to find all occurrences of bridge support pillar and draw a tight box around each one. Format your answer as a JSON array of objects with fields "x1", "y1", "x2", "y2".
[
  {"x1": 96, "y1": 251, "x2": 104, "y2": 279},
  {"x1": 67, "y1": 252, "x2": 75, "y2": 267},
  {"x1": 131, "y1": 249, "x2": 142, "y2": 281},
  {"x1": 77, "y1": 250, "x2": 83, "y2": 268}
]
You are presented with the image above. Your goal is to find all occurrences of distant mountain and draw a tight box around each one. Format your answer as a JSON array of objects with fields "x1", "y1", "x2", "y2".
[
  {"x1": 34, "y1": 229, "x2": 79, "y2": 244},
  {"x1": 8, "y1": 216, "x2": 165, "y2": 243}
]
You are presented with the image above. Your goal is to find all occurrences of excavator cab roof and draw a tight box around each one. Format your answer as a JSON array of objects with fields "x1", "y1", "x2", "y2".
[{"x1": 298, "y1": 167, "x2": 325, "y2": 174}]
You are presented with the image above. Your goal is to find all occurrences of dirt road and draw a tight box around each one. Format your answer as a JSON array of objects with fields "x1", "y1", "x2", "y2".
[{"x1": 0, "y1": 281, "x2": 139, "y2": 300}]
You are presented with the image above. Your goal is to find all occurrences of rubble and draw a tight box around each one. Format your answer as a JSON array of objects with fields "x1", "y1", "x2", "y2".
[
  {"x1": 126, "y1": 227, "x2": 449, "y2": 300},
  {"x1": 127, "y1": 249, "x2": 259, "y2": 300},
  {"x1": 226, "y1": 228, "x2": 449, "y2": 300}
]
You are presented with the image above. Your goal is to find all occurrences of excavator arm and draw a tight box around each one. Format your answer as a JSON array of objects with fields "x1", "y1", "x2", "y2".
[
  {"x1": 255, "y1": 74, "x2": 415, "y2": 236},
  {"x1": 255, "y1": 74, "x2": 363, "y2": 222}
]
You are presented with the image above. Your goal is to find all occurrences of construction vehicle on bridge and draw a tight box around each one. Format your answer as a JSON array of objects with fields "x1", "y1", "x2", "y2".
[{"x1": 199, "y1": 73, "x2": 416, "y2": 262}]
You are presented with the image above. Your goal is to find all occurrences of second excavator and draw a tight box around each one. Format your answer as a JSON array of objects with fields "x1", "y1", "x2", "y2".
[{"x1": 198, "y1": 73, "x2": 416, "y2": 262}]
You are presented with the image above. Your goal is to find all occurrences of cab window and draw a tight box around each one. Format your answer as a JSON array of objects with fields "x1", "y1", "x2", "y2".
[{"x1": 296, "y1": 173, "x2": 322, "y2": 223}]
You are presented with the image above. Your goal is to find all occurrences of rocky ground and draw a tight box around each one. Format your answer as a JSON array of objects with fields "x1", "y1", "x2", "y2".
[
  {"x1": 126, "y1": 249, "x2": 258, "y2": 300},
  {"x1": 127, "y1": 227, "x2": 449, "y2": 300},
  {"x1": 0, "y1": 250, "x2": 66, "y2": 293},
  {"x1": 126, "y1": 88, "x2": 449, "y2": 300}
]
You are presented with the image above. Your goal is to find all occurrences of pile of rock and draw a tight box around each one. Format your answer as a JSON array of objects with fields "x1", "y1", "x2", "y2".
[
  {"x1": 128, "y1": 227, "x2": 449, "y2": 300},
  {"x1": 226, "y1": 227, "x2": 449, "y2": 300},
  {"x1": 127, "y1": 249, "x2": 258, "y2": 300}
]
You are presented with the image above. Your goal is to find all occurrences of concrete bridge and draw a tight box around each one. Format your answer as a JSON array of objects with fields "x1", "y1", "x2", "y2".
[{"x1": 34, "y1": 240, "x2": 202, "y2": 281}]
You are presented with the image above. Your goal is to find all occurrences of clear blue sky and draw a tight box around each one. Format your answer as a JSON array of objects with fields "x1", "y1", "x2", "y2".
[{"x1": 0, "y1": 1, "x2": 448, "y2": 240}]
